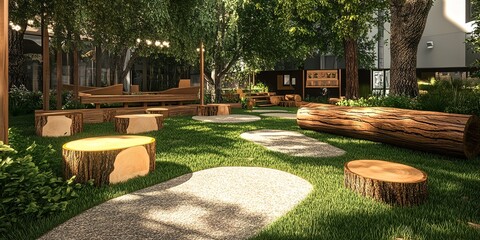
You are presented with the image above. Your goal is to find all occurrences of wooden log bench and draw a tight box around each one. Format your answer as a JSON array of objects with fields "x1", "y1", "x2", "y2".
[
  {"x1": 63, "y1": 135, "x2": 156, "y2": 186},
  {"x1": 207, "y1": 103, "x2": 231, "y2": 115},
  {"x1": 35, "y1": 111, "x2": 83, "y2": 137},
  {"x1": 297, "y1": 103, "x2": 480, "y2": 159},
  {"x1": 279, "y1": 100, "x2": 296, "y2": 107},
  {"x1": 145, "y1": 107, "x2": 169, "y2": 118},
  {"x1": 115, "y1": 114, "x2": 163, "y2": 134},
  {"x1": 344, "y1": 160, "x2": 428, "y2": 206}
]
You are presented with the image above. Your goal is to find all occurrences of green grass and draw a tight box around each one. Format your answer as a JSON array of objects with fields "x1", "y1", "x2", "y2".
[{"x1": 3, "y1": 107, "x2": 480, "y2": 240}]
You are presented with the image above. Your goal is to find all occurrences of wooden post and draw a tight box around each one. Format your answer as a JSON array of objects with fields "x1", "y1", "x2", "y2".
[
  {"x1": 73, "y1": 45, "x2": 79, "y2": 99},
  {"x1": 42, "y1": 13, "x2": 50, "y2": 111},
  {"x1": 200, "y1": 41, "x2": 204, "y2": 105},
  {"x1": 95, "y1": 45, "x2": 102, "y2": 87},
  {"x1": 56, "y1": 49, "x2": 63, "y2": 109},
  {"x1": 0, "y1": 0, "x2": 8, "y2": 143}
]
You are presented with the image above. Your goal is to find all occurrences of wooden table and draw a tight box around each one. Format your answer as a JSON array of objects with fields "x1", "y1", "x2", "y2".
[
  {"x1": 63, "y1": 135, "x2": 156, "y2": 186},
  {"x1": 344, "y1": 160, "x2": 428, "y2": 206}
]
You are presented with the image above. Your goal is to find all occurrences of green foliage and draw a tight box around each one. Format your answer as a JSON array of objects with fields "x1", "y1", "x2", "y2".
[
  {"x1": 336, "y1": 95, "x2": 417, "y2": 109},
  {"x1": 8, "y1": 85, "x2": 43, "y2": 116},
  {"x1": 0, "y1": 140, "x2": 81, "y2": 233},
  {"x1": 251, "y1": 82, "x2": 269, "y2": 93},
  {"x1": 304, "y1": 94, "x2": 329, "y2": 103}
]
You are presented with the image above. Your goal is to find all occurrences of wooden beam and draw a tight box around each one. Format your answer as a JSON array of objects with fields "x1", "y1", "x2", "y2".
[
  {"x1": 56, "y1": 49, "x2": 63, "y2": 109},
  {"x1": 200, "y1": 42, "x2": 204, "y2": 106},
  {"x1": 73, "y1": 45, "x2": 79, "y2": 99},
  {"x1": 42, "y1": 14, "x2": 50, "y2": 111},
  {"x1": 0, "y1": 0, "x2": 8, "y2": 143}
]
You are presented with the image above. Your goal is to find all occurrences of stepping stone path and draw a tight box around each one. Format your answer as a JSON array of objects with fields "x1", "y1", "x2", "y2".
[
  {"x1": 240, "y1": 130, "x2": 346, "y2": 157},
  {"x1": 260, "y1": 113, "x2": 297, "y2": 120},
  {"x1": 39, "y1": 167, "x2": 312, "y2": 240},
  {"x1": 192, "y1": 114, "x2": 261, "y2": 123},
  {"x1": 251, "y1": 109, "x2": 289, "y2": 113}
]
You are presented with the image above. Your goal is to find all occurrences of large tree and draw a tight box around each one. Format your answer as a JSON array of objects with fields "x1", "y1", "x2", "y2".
[
  {"x1": 277, "y1": 0, "x2": 387, "y2": 99},
  {"x1": 389, "y1": 0, "x2": 433, "y2": 97}
]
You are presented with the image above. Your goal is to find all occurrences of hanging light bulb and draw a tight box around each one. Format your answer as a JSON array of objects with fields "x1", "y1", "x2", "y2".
[
  {"x1": 136, "y1": 38, "x2": 141, "y2": 43},
  {"x1": 145, "y1": 40, "x2": 152, "y2": 45},
  {"x1": 154, "y1": 40, "x2": 161, "y2": 47}
]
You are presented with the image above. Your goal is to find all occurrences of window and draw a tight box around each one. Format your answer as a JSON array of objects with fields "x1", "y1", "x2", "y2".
[{"x1": 467, "y1": 0, "x2": 478, "y2": 23}]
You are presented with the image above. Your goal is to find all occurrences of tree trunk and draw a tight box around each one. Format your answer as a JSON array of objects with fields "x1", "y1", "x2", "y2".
[
  {"x1": 344, "y1": 160, "x2": 428, "y2": 206},
  {"x1": 95, "y1": 45, "x2": 102, "y2": 87},
  {"x1": 56, "y1": 49, "x2": 63, "y2": 109},
  {"x1": 63, "y1": 136, "x2": 156, "y2": 186},
  {"x1": 390, "y1": 0, "x2": 433, "y2": 97},
  {"x1": 344, "y1": 38, "x2": 359, "y2": 99},
  {"x1": 297, "y1": 103, "x2": 480, "y2": 159},
  {"x1": 8, "y1": 25, "x2": 26, "y2": 88}
]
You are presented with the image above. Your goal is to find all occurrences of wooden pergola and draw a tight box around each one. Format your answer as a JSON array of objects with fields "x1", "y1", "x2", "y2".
[{"x1": 1, "y1": 0, "x2": 8, "y2": 143}]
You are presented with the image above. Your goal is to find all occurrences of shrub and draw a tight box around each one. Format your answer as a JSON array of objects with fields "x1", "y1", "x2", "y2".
[
  {"x1": 0, "y1": 140, "x2": 81, "y2": 233},
  {"x1": 336, "y1": 95, "x2": 417, "y2": 109},
  {"x1": 9, "y1": 85, "x2": 42, "y2": 115}
]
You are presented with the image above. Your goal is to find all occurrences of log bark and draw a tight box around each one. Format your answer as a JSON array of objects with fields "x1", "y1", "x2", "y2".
[
  {"x1": 197, "y1": 105, "x2": 218, "y2": 116},
  {"x1": 344, "y1": 160, "x2": 428, "y2": 206},
  {"x1": 114, "y1": 114, "x2": 163, "y2": 134},
  {"x1": 207, "y1": 104, "x2": 231, "y2": 115},
  {"x1": 35, "y1": 111, "x2": 83, "y2": 137},
  {"x1": 63, "y1": 136, "x2": 156, "y2": 186},
  {"x1": 344, "y1": 38, "x2": 359, "y2": 99},
  {"x1": 297, "y1": 103, "x2": 480, "y2": 159}
]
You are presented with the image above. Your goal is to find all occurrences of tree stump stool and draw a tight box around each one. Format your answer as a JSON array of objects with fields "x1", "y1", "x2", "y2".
[
  {"x1": 145, "y1": 107, "x2": 169, "y2": 118},
  {"x1": 207, "y1": 103, "x2": 231, "y2": 115},
  {"x1": 63, "y1": 135, "x2": 156, "y2": 186},
  {"x1": 35, "y1": 111, "x2": 83, "y2": 137},
  {"x1": 344, "y1": 160, "x2": 428, "y2": 206},
  {"x1": 279, "y1": 100, "x2": 296, "y2": 107},
  {"x1": 197, "y1": 105, "x2": 226, "y2": 116},
  {"x1": 114, "y1": 114, "x2": 163, "y2": 134}
]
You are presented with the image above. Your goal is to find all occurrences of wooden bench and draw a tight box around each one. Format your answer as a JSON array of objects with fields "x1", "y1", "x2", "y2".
[
  {"x1": 80, "y1": 86, "x2": 200, "y2": 108},
  {"x1": 35, "y1": 111, "x2": 83, "y2": 137},
  {"x1": 279, "y1": 100, "x2": 296, "y2": 107},
  {"x1": 344, "y1": 160, "x2": 428, "y2": 206},
  {"x1": 115, "y1": 114, "x2": 163, "y2": 134},
  {"x1": 145, "y1": 107, "x2": 169, "y2": 117},
  {"x1": 63, "y1": 135, "x2": 156, "y2": 186}
]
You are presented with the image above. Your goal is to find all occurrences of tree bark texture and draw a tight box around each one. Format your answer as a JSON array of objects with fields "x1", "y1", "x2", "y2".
[
  {"x1": 297, "y1": 103, "x2": 480, "y2": 159},
  {"x1": 56, "y1": 49, "x2": 63, "y2": 109},
  {"x1": 390, "y1": 0, "x2": 433, "y2": 97},
  {"x1": 145, "y1": 107, "x2": 169, "y2": 118},
  {"x1": 35, "y1": 112, "x2": 83, "y2": 137},
  {"x1": 63, "y1": 136, "x2": 156, "y2": 186},
  {"x1": 344, "y1": 38, "x2": 359, "y2": 99},
  {"x1": 344, "y1": 160, "x2": 428, "y2": 206}
]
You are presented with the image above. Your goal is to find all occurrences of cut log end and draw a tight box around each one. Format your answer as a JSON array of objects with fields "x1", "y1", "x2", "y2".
[
  {"x1": 464, "y1": 115, "x2": 480, "y2": 159},
  {"x1": 344, "y1": 160, "x2": 428, "y2": 207}
]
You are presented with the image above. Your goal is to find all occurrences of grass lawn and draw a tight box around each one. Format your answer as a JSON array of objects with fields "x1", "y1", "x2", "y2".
[{"x1": 4, "y1": 107, "x2": 480, "y2": 240}]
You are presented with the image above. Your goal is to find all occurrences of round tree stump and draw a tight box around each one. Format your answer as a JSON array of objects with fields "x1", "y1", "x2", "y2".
[
  {"x1": 35, "y1": 111, "x2": 83, "y2": 137},
  {"x1": 207, "y1": 103, "x2": 231, "y2": 115},
  {"x1": 344, "y1": 160, "x2": 428, "y2": 206},
  {"x1": 63, "y1": 135, "x2": 156, "y2": 186},
  {"x1": 146, "y1": 107, "x2": 169, "y2": 118},
  {"x1": 114, "y1": 114, "x2": 163, "y2": 134}
]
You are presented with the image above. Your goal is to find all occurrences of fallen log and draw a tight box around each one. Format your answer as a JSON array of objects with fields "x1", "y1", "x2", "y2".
[{"x1": 297, "y1": 103, "x2": 480, "y2": 159}]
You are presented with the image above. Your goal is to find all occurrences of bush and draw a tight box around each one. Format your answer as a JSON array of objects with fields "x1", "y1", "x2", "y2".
[
  {"x1": 9, "y1": 85, "x2": 42, "y2": 116},
  {"x1": 0, "y1": 140, "x2": 81, "y2": 233},
  {"x1": 336, "y1": 95, "x2": 417, "y2": 109}
]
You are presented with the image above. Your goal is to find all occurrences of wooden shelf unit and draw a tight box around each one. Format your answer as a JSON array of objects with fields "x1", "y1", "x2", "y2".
[{"x1": 305, "y1": 70, "x2": 339, "y2": 88}]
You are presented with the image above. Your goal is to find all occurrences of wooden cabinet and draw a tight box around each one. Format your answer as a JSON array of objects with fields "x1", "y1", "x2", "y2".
[{"x1": 305, "y1": 70, "x2": 339, "y2": 88}]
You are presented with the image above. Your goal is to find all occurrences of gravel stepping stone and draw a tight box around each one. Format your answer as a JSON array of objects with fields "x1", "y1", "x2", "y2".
[
  {"x1": 251, "y1": 109, "x2": 289, "y2": 113},
  {"x1": 260, "y1": 113, "x2": 297, "y2": 120},
  {"x1": 240, "y1": 130, "x2": 346, "y2": 157},
  {"x1": 39, "y1": 167, "x2": 312, "y2": 240},
  {"x1": 192, "y1": 114, "x2": 261, "y2": 123}
]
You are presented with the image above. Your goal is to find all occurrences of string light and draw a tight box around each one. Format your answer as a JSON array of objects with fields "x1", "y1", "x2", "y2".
[{"x1": 135, "y1": 39, "x2": 170, "y2": 48}]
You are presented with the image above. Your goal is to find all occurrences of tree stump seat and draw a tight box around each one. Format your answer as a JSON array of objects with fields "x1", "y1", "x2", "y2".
[
  {"x1": 197, "y1": 104, "x2": 231, "y2": 116},
  {"x1": 35, "y1": 111, "x2": 83, "y2": 137},
  {"x1": 145, "y1": 107, "x2": 169, "y2": 118},
  {"x1": 344, "y1": 160, "x2": 428, "y2": 206},
  {"x1": 114, "y1": 114, "x2": 163, "y2": 134},
  {"x1": 63, "y1": 135, "x2": 156, "y2": 186},
  {"x1": 279, "y1": 100, "x2": 296, "y2": 107}
]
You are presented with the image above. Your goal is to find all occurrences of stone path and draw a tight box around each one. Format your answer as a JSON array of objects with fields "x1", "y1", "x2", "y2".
[
  {"x1": 260, "y1": 113, "x2": 297, "y2": 120},
  {"x1": 240, "y1": 130, "x2": 346, "y2": 157},
  {"x1": 39, "y1": 167, "x2": 312, "y2": 240},
  {"x1": 192, "y1": 114, "x2": 261, "y2": 123}
]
